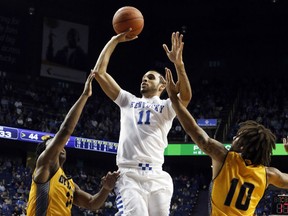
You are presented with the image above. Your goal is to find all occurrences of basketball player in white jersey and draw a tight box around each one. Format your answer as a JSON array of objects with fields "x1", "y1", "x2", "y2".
[{"x1": 92, "y1": 30, "x2": 192, "y2": 215}]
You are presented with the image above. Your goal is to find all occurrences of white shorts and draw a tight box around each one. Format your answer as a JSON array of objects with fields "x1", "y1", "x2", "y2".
[{"x1": 114, "y1": 166, "x2": 173, "y2": 216}]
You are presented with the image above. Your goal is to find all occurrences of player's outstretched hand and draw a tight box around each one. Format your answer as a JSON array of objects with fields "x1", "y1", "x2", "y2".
[
  {"x1": 113, "y1": 28, "x2": 138, "y2": 43},
  {"x1": 101, "y1": 171, "x2": 120, "y2": 191},
  {"x1": 82, "y1": 71, "x2": 94, "y2": 97},
  {"x1": 165, "y1": 67, "x2": 179, "y2": 100},
  {"x1": 163, "y1": 31, "x2": 184, "y2": 65}
]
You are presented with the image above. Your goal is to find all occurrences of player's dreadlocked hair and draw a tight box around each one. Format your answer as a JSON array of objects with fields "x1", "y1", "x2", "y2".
[
  {"x1": 235, "y1": 120, "x2": 276, "y2": 166},
  {"x1": 35, "y1": 136, "x2": 53, "y2": 162}
]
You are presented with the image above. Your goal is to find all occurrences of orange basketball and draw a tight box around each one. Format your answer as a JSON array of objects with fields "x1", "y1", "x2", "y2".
[{"x1": 112, "y1": 6, "x2": 144, "y2": 38}]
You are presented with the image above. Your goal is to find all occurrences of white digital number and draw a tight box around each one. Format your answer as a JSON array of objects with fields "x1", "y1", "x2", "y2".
[
  {"x1": 29, "y1": 133, "x2": 38, "y2": 140},
  {"x1": 0, "y1": 130, "x2": 12, "y2": 138}
]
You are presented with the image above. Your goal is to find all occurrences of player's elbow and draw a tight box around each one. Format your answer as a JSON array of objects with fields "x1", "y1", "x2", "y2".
[
  {"x1": 93, "y1": 69, "x2": 104, "y2": 77},
  {"x1": 180, "y1": 98, "x2": 191, "y2": 108},
  {"x1": 179, "y1": 93, "x2": 192, "y2": 107},
  {"x1": 185, "y1": 90, "x2": 192, "y2": 102},
  {"x1": 94, "y1": 71, "x2": 101, "y2": 81},
  {"x1": 94, "y1": 71, "x2": 108, "y2": 83}
]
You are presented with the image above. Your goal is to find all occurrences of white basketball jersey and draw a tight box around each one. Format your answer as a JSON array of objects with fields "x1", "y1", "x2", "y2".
[{"x1": 114, "y1": 89, "x2": 176, "y2": 167}]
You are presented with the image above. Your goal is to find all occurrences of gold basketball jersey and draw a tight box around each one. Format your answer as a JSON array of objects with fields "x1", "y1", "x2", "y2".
[
  {"x1": 27, "y1": 167, "x2": 75, "y2": 216},
  {"x1": 210, "y1": 151, "x2": 266, "y2": 216}
]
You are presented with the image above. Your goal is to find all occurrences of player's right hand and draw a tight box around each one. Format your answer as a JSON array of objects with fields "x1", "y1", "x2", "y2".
[
  {"x1": 113, "y1": 28, "x2": 138, "y2": 43},
  {"x1": 101, "y1": 171, "x2": 120, "y2": 191}
]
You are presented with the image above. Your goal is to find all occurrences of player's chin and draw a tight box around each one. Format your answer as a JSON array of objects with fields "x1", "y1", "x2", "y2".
[{"x1": 140, "y1": 88, "x2": 148, "y2": 94}]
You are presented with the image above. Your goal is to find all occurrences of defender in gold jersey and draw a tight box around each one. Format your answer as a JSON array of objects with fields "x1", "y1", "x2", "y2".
[
  {"x1": 27, "y1": 72, "x2": 119, "y2": 216},
  {"x1": 165, "y1": 69, "x2": 288, "y2": 216}
]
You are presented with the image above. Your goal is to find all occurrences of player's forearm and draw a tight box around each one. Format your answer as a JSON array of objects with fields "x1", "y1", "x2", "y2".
[
  {"x1": 93, "y1": 37, "x2": 119, "y2": 75},
  {"x1": 89, "y1": 187, "x2": 111, "y2": 210},
  {"x1": 175, "y1": 62, "x2": 192, "y2": 105},
  {"x1": 59, "y1": 94, "x2": 89, "y2": 135},
  {"x1": 171, "y1": 95, "x2": 209, "y2": 148},
  {"x1": 267, "y1": 167, "x2": 288, "y2": 189}
]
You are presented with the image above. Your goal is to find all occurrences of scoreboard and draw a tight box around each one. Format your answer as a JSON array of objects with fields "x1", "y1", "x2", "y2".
[
  {"x1": 1, "y1": 125, "x2": 288, "y2": 156},
  {"x1": 272, "y1": 194, "x2": 288, "y2": 215},
  {"x1": 0, "y1": 125, "x2": 118, "y2": 154}
]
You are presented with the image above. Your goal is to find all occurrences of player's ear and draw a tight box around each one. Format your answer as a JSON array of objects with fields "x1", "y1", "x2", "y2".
[
  {"x1": 159, "y1": 83, "x2": 166, "y2": 92},
  {"x1": 159, "y1": 75, "x2": 166, "y2": 91}
]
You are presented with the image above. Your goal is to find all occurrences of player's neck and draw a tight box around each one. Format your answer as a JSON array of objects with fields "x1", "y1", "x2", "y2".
[{"x1": 142, "y1": 94, "x2": 159, "y2": 99}]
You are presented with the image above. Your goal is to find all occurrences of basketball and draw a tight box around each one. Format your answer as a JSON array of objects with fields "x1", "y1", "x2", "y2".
[{"x1": 112, "y1": 6, "x2": 144, "y2": 38}]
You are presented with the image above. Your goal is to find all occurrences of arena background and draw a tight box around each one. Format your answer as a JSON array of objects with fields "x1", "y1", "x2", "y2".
[{"x1": 1, "y1": 0, "x2": 288, "y2": 215}]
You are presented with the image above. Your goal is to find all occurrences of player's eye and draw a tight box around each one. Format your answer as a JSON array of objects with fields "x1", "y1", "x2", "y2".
[{"x1": 147, "y1": 74, "x2": 155, "y2": 80}]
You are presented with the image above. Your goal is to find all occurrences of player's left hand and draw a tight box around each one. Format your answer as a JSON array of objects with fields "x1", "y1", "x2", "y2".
[
  {"x1": 165, "y1": 67, "x2": 179, "y2": 99},
  {"x1": 82, "y1": 71, "x2": 94, "y2": 97},
  {"x1": 163, "y1": 31, "x2": 184, "y2": 65}
]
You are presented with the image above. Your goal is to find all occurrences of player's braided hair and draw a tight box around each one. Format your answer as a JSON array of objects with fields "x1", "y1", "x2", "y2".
[{"x1": 236, "y1": 120, "x2": 276, "y2": 166}]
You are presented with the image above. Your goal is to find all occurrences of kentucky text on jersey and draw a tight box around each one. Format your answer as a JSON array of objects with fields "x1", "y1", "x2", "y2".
[{"x1": 130, "y1": 101, "x2": 165, "y2": 113}]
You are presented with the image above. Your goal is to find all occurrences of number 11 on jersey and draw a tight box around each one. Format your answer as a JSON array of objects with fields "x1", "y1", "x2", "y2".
[{"x1": 137, "y1": 110, "x2": 151, "y2": 125}]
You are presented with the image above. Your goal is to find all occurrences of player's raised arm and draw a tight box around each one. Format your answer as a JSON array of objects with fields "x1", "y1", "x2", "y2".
[
  {"x1": 165, "y1": 68, "x2": 227, "y2": 166},
  {"x1": 163, "y1": 32, "x2": 192, "y2": 107},
  {"x1": 34, "y1": 72, "x2": 94, "y2": 183},
  {"x1": 93, "y1": 30, "x2": 137, "y2": 101}
]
